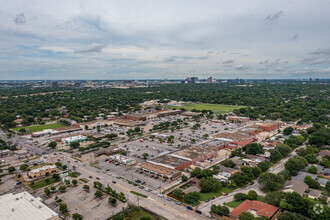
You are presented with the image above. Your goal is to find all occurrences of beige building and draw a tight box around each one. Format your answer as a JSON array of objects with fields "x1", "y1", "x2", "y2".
[
  {"x1": 0, "y1": 192, "x2": 59, "y2": 220},
  {"x1": 27, "y1": 165, "x2": 57, "y2": 179}
]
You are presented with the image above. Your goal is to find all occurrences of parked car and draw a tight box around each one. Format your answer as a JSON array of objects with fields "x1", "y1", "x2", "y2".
[
  {"x1": 195, "y1": 210, "x2": 202, "y2": 214},
  {"x1": 166, "y1": 197, "x2": 172, "y2": 201},
  {"x1": 112, "y1": 181, "x2": 116, "y2": 184},
  {"x1": 186, "y1": 206, "x2": 193, "y2": 210},
  {"x1": 176, "y1": 201, "x2": 181, "y2": 205}
]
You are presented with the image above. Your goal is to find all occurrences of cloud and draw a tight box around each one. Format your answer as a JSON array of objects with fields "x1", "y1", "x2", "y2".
[
  {"x1": 164, "y1": 56, "x2": 208, "y2": 62},
  {"x1": 75, "y1": 43, "x2": 106, "y2": 53},
  {"x1": 39, "y1": 46, "x2": 72, "y2": 53},
  {"x1": 311, "y1": 47, "x2": 330, "y2": 56},
  {"x1": 235, "y1": 65, "x2": 249, "y2": 71},
  {"x1": 222, "y1": 60, "x2": 234, "y2": 64},
  {"x1": 302, "y1": 57, "x2": 330, "y2": 65},
  {"x1": 264, "y1": 11, "x2": 284, "y2": 25},
  {"x1": 14, "y1": 13, "x2": 26, "y2": 25}
]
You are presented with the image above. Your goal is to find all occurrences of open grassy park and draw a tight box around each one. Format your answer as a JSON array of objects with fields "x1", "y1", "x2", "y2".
[
  {"x1": 166, "y1": 103, "x2": 246, "y2": 114},
  {"x1": 13, "y1": 123, "x2": 66, "y2": 133}
]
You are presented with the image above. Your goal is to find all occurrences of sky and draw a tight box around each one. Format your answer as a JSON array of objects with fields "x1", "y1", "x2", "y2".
[{"x1": 0, "y1": 0, "x2": 330, "y2": 80}]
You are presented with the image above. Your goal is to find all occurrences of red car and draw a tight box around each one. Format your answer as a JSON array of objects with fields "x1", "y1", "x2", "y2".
[
  {"x1": 89, "y1": 176, "x2": 93, "y2": 179},
  {"x1": 96, "y1": 177, "x2": 100, "y2": 180}
]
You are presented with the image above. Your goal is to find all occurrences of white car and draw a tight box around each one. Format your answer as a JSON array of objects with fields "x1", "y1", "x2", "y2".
[{"x1": 158, "y1": 194, "x2": 164, "y2": 198}]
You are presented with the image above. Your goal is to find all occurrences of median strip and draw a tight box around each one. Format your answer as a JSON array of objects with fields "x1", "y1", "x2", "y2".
[{"x1": 130, "y1": 191, "x2": 148, "y2": 198}]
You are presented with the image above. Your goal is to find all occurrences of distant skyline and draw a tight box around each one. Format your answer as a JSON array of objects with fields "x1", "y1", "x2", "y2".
[{"x1": 1, "y1": 0, "x2": 330, "y2": 80}]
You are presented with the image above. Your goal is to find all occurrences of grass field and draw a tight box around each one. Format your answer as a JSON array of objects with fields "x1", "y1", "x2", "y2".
[
  {"x1": 13, "y1": 123, "x2": 66, "y2": 133},
  {"x1": 29, "y1": 177, "x2": 60, "y2": 190},
  {"x1": 200, "y1": 191, "x2": 223, "y2": 201},
  {"x1": 128, "y1": 209, "x2": 155, "y2": 220},
  {"x1": 166, "y1": 103, "x2": 246, "y2": 114}
]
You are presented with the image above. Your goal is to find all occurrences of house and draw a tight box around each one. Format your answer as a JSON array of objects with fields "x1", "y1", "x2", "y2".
[
  {"x1": 229, "y1": 200, "x2": 280, "y2": 220},
  {"x1": 281, "y1": 180, "x2": 308, "y2": 196},
  {"x1": 213, "y1": 174, "x2": 229, "y2": 183},
  {"x1": 305, "y1": 189, "x2": 322, "y2": 199}
]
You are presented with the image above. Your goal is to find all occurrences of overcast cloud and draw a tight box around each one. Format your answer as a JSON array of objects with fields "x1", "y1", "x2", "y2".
[{"x1": 0, "y1": 0, "x2": 329, "y2": 80}]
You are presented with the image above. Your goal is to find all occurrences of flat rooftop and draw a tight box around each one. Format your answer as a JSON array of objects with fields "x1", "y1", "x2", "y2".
[
  {"x1": 0, "y1": 192, "x2": 58, "y2": 220},
  {"x1": 150, "y1": 154, "x2": 190, "y2": 168},
  {"x1": 213, "y1": 131, "x2": 253, "y2": 142},
  {"x1": 139, "y1": 162, "x2": 180, "y2": 176}
]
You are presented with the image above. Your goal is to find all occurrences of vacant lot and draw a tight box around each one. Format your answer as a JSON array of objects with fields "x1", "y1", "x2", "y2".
[
  {"x1": 166, "y1": 103, "x2": 246, "y2": 114},
  {"x1": 13, "y1": 123, "x2": 66, "y2": 133}
]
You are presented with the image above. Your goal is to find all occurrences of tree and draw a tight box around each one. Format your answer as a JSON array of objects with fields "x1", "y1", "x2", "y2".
[
  {"x1": 304, "y1": 154, "x2": 318, "y2": 163},
  {"x1": 62, "y1": 165, "x2": 67, "y2": 170},
  {"x1": 109, "y1": 197, "x2": 117, "y2": 206},
  {"x1": 44, "y1": 187, "x2": 51, "y2": 196},
  {"x1": 142, "y1": 153, "x2": 149, "y2": 160},
  {"x1": 181, "y1": 174, "x2": 188, "y2": 182},
  {"x1": 70, "y1": 142, "x2": 80, "y2": 149},
  {"x1": 72, "y1": 213, "x2": 83, "y2": 220},
  {"x1": 59, "y1": 185, "x2": 66, "y2": 193},
  {"x1": 276, "y1": 144, "x2": 292, "y2": 157},
  {"x1": 258, "y1": 161, "x2": 271, "y2": 172},
  {"x1": 239, "y1": 211, "x2": 255, "y2": 220},
  {"x1": 221, "y1": 160, "x2": 236, "y2": 168},
  {"x1": 265, "y1": 191, "x2": 286, "y2": 207},
  {"x1": 244, "y1": 143, "x2": 264, "y2": 155},
  {"x1": 269, "y1": 149, "x2": 283, "y2": 161},
  {"x1": 93, "y1": 181, "x2": 103, "y2": 189},
  {"x1": 59, "y1": 203, "x2": 67, "y2": 213},
  {"x1": 200, "y1": 177, "x2": 222, "y2": 193},
  {"x1": 247, "y1": 190, "x2": 257, "y2": 200},
  {"x1": 94, "y1": 190, "x2": 103, "y2": 198},
  {"x1": 326, "y1": 180, "x2": 330, "y2": 191},
  {"x1": 284, "y1": 156, "x2": 308, "y2": 175},
  {"x1": 234, "y1": 193, "x2": 247, "y2": 201},
  {"x1": 173, "y1": 189, "x2": 183, "y2": 199},
  {"x1": 20, "y1": 164, "x2": 29, "y2": 171},
  {"x1": 283, "y1": 127, "x2": 294, "y2": 135},
  {"x1": 307, "y1": 165, "x2": 318, "y2": 174},
  {"x1": 51, "y1": 186, "x2": 56, "y2": 192},
  {"x1": 140, "y1": 217, "x2": 152, "y2": 220},
  {"x1": 53, "y1": 173, "x2": 60, "y2": 180},
  {"x1": 211, "y1": 204, "x2": 230, "y2": 216},
  {"x1": 8, "y1": 166, "x2": 15, "y2": 173},
  {"x1": 55, "y1": 162, "x2": 62, "y2": 167},
  {"x1": 308, "y1": 127, "x2": 330, "y2": 147},
  {"x1": 83, "y1": 185, "x2": 90, "y2": 191},
  {"x1": 258, "y1": 172, "x2": 284, "y2": 191},
  {"x1": 184, "y1": 192, "x2": 200, "y2": 205},
  {"x1": 48, "y1": 141, "x2": 57, "y2": 149},
  {"x1": 112, "y1": 214, "x2": 123, "y2": 220},
  {"x1": 72, "y1": 179, "x2": 78, "y2": 186},
  {"x1": 304, "y1": 175, "x2": 320, "y2": 188}
]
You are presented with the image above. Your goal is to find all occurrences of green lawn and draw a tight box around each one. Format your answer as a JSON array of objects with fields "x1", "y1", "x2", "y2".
[
  {"x1": 225, "y1": 200, "x2": 243, "y2": 208},
  {"x1": 128, "y1": 209, "x2": 155, "y2": 220},
  {"x1": 200, "y1": 191, "x2": 223, "y2": 201},
  {"x1": 29, "y1": 177, "x2": 60, "y2": 190},
  {"x1": 221, "y1": 187, "x2": 238, "y2": 193},
  {"x1": 166, "y1": 103, "x2": 246, "y2": 114},
  {"x1": 14, "y1": 123, "x2": 66, "y2": 133}
]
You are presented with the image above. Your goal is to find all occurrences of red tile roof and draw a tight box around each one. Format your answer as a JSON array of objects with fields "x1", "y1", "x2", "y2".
[{"x1": 230, "y1": 200, "x2": 279, "y2": 219}]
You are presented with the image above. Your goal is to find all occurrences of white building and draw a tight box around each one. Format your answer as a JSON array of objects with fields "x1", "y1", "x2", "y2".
[
  {"x1": 62, "y1": 135, "x2": 87, "y2": 144},
  {"x1": 0, "y1": 192, "x2": 59, "y2": 220}
]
